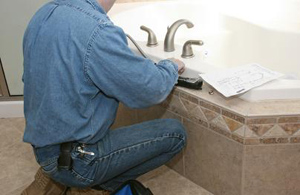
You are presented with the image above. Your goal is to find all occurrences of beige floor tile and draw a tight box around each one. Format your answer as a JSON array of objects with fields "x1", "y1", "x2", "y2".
[{"x1": 138, "y1": 166, "x2": 213, "y2": 195}]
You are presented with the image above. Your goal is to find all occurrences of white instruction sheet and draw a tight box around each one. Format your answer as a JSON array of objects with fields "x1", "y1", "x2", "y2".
[{"x1": 200, "y1": 63, "x2": 284, "y2": 97}]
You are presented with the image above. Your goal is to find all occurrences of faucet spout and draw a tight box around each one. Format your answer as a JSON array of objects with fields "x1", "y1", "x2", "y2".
[{"x1": 164, "y1": 19, "x2": 194, "y2": 52}]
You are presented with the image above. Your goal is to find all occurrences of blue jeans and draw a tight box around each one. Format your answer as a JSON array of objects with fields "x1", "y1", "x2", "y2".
[{"x1": 33, "y1": 119, "x2": 186, "y2": 191}]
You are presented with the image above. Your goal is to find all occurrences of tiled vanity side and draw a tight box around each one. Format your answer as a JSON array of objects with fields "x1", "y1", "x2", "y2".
[
  {"x1": 243, "y1": 144, "x2": 300, "y2": 195},
  {"x1": 112, "y1": 88, "x2": 300, "y2": 195},
  {"x1": 160, "y1": 89, "x2": 300, "y2": 145},
  {"x1": 159, "y1": 88, "x2": 300, "y2": 195},
  {"x1": 184, "y1": 119, "x2": 243, "y2": 195}
]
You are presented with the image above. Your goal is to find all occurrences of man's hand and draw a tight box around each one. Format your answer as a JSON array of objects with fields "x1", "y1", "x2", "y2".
[{"x1": 168, "y1": 58, "x2": 186, "y2": 75}]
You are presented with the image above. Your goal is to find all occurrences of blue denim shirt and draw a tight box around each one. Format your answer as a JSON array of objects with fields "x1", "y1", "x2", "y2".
[{"x1": 23, "y1": 0, "x2": 178, "y2": 148}]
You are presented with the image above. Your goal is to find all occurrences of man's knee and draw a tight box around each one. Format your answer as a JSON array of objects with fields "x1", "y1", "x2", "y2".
[
  {"x1": 164, "y1": 118, "x2": 186, "y2": 136},
  {"x1": 160, "y1": 118, "x2": 187, "y2": 150}
]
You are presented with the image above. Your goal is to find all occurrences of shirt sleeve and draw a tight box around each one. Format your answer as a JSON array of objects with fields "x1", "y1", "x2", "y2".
[{"x1": 85, "y1": 24, "x2": 179, "y2": 109}]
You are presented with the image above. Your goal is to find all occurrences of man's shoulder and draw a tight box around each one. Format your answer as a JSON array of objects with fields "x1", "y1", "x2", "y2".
[{"x1": 55, "y1": 0, "x2": 113, "y2": 27}]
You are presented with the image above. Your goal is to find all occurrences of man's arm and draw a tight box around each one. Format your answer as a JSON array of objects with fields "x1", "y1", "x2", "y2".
[{"x1": 85, "y1": 24, "x2": 179, "y2": 109}]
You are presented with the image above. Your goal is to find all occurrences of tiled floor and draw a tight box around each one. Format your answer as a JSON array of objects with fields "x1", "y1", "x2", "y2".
[{"x1": 0, "y1": 117, "x2": 213, "y2": 195}]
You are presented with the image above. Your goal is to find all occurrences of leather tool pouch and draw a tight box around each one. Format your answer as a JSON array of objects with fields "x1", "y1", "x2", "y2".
[{"x1": 58, "y1": 142, "x2": 73, "y2": 170}]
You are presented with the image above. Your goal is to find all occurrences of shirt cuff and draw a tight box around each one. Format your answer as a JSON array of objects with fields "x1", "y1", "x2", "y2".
[{"x1": 158, "y1": 59, "x2": 179, "y2": 76}]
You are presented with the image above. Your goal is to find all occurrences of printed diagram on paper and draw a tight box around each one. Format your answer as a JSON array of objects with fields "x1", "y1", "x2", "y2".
[{"x1": 200, "y1": 64, "x2": 283, "y2": 97}]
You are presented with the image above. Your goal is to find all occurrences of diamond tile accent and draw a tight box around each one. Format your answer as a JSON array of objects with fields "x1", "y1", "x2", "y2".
[
  {"x1": 248, "y1": 124, "x2": 274, "y2": 136},
  {"x1": 279, "y1": 124, "x2": 300, "y2": 135},
  {"x1": 223, "y1": 116, "x2": 243, "y2": 132},
  {"x1": 160, "y1": 89, "x2": 300, "y2": 145},
  {"x1": 244, "y1": 126, "x2": 259, "y2": 138},
  {"x1": 291, "y1": 129, "x2": 300, "y2": 136},
  {"x1": 164, "y1": 95, "x2": 189, "y2": 118},
  {"x1": 211, "y1": 115, "x2": 230, "y2": 132},
  {"x1": 189, "y1": 107, "x2": 207, "y2": 121},
  {"x1": 181, "y1": 98, "x2": 197, "y2": 113},
  {"x1": 234, "y1": 126, "x2": 259, "y2": 138},
  {"x1": 233, "y1": 127, "x2": 245, "y2": 137},
  {"x1": 201, "y1": 107, "x2": 219, "y2": 121},
  {"x1": 188, "y1": 107, "x2": 209, "y2": 128},
  {"x1": 263, "y1": 125, "x2": 289, "y2": 137}
]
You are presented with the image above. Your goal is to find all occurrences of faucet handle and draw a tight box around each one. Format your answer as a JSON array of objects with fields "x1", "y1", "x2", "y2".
[
  {"x1": 181, "y1": 40, "x2": 204, "y2": 58},
  {"x1": 140, "y1": 25, "x2": 158, "y2": 47}
]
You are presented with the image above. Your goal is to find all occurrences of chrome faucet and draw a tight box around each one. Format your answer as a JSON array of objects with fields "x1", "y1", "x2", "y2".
[
  {"x1": 140, "y1": 26, "x2": 158, "y2": 47},
  {"x1": 164, "y1": 19, "x2": 194, "y2": 52},
  {"x1": 181, "y1": 40, "x2": 204, "y2": 58}
]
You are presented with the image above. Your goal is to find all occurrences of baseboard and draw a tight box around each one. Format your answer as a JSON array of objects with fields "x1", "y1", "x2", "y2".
[{"x1": 0, "y1": 101, "x2": 24, "y2": 118}]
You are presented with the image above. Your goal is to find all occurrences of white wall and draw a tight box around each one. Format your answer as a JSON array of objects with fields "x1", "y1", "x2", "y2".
[{"x1": 0, "y1": 0, "x2": 49, "y2": 95}]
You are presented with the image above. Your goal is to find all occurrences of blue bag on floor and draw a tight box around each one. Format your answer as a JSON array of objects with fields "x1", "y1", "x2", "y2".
[{"x1": 111, "y1": 180, "x2": 153, "y2": 195}]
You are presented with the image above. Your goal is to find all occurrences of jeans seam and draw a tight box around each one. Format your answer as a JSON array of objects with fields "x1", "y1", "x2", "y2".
[
  {"x1": 96, "y1": 133, "x2": 184, "y2": 162},
  {"x1": 39, "y1": 156, "x2": 59, "y2": 166},
  {"x1": 71, "y1": 168, "x2": 94, "y2": 183}
]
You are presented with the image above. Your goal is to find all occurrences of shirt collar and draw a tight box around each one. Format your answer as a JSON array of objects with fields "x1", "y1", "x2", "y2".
[{"x1": 85, "y1": 0, "x2": 107, "y2": 14}]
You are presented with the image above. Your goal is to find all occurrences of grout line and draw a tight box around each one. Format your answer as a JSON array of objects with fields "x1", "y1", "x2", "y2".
[{"x1": 241, "y1": 144, "x2": 246, "y2": 195}]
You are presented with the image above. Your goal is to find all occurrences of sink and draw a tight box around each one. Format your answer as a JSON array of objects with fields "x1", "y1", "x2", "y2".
[{"x1": 128, "y1": 40, "x2": 217, "y2": 79}]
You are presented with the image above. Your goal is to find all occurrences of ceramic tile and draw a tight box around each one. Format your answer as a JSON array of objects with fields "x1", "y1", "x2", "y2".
[
  {"x1": 279, "y1": 124, "x2": 300, "y2": 136},
  {"x1": 243, "y1": 126, "x2": 258, "y2": 138},
  {"x1": 137, "y1": 105, "x2": 182, "y2": 123},
  {"x1": 166, "y1": 151, "x2": 184, "y2": 176},
  {"x1": 290, "y1": 137, "x2": 300, "y2": 143},
  {"x1": 199, "y1": 100, "x2": 221, "y2": 114},
  {"x1": 246, "y1": 100, "x2": 300, "y2": 116},
  {"x1": 111, "y1": 103, "x2": 137, "y2": 129},
  {"x1": 231, "y1": 134, "x2": 244, "y2": 144},
  {"x1": 222, "y1": 116, "x2": 243, "y2": 132},
  {"x1": 263, "y1": 125, "x2": 289, "y2": 137},
  {"x1": 163, "y1": 95, "x2": 189, "y2": 118},
  {"x1": 247, "y1": 124, "x2": 274, "y2": 136},
  {"x1": 222, "y1": 110, "x2": 245, "y2": 124},
  {"x1": 246, "y1": 117, "x2": 277, "y2": 125},
  {"x1": 184, "y1": 119, "x2": 243, "y2": 195},
  {"x1": 261, "y1": 138, "x2": 289, "y2": 144},
  {"x1": 183, "y1": 102, "x2": 208, "y2": 127},
  {"x1": 209, "y1": 123, "x2": 232, "y2": 139},
  {"x1": 181, "y1": 98, "x2": 197, "y2": 113},
  {"x1": 244, "y1": 138, "x2": 261, "y2": 145},
  {"x1": 180, "y1": 92, "x2": 199, "y2": 104},
  {"x1": 201, "y1": 107, "x2": 219, "y2": 121},
  {"x1": 243, "y1": 144, "x2": 300, "y2": 195},
  {"x1": 0, "y1": 119, "x2": 24, "y2": 150},
  {"x1": 0, "y1": 119, "x2": 39, "y2": 194},
  {"x1": 292, "y1": 129, "x2": 300, "y2": 136},
  {"x1": 1, "y1": 117, "x2": 213, "y2": 195},
  {"x1": 8, "y1": 117, "x2": 26, "y2": 132},
  {"x1": 178, "y1": 84, "x2": 300, "y2": 116},
  {"x1": 138, "y1": 166, "x2": 213, "y2": 195},
  {"x1": 210, "y1": 115, "x2": 230, "y2": 132},
  {"x1": 278, "y1": 116, "x2": 300, "y2": 123},
  {"x1": 233, "y1": 127, "x2": 245, "y2": 137}
]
